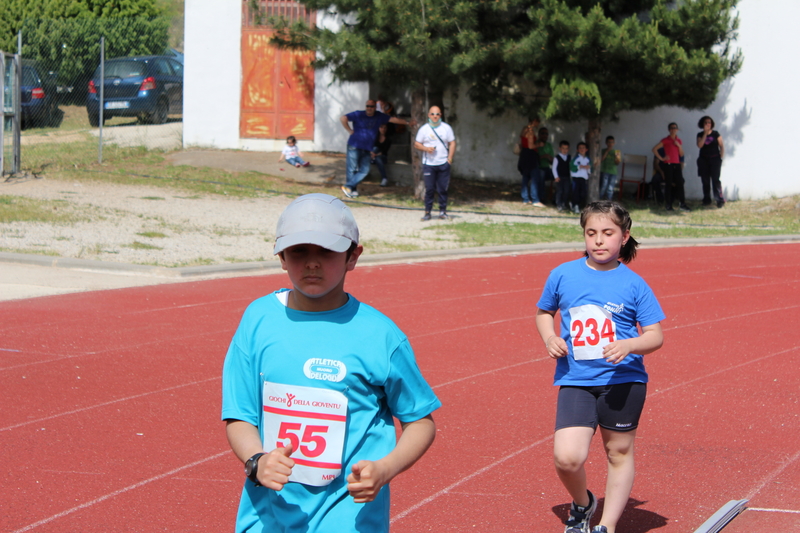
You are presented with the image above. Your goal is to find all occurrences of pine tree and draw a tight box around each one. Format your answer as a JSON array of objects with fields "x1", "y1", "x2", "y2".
[
  {"x1": 0, "y1": 0, "x2": 169, "y2": 102},
  {"x1": 272, "y1": 0, "x2": 742, "y2": 199}
]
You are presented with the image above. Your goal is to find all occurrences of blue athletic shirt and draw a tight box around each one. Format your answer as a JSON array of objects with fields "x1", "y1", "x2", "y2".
[
  {"x1": 537, "y1": 258, "x2": 665, "y2": 386},
  {"x1": 222, "y1": 290, "x2": 441, "y2": 533},
  {"x1": 345, "y1": 110, "x2": 391, "y2": 151}
]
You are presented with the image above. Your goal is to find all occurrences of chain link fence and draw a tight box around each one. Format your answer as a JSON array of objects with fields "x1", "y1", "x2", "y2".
[{"x1": 6, "y1": 17, "x2": 183, "y2": 175}]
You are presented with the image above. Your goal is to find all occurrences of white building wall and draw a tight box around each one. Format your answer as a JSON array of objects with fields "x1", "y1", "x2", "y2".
[
  {"x1": 183, "y1": 1, "x2": 798, "y2": 200},
  {"x1": 447, "y1": 0, "x2": 800, "y2": 200},
  {"x1": 183, "y1": 1, "x2": 366, "y2": 153},
  {"x1": 183, "y1": 0, "x2": 241, "y2": 149}
]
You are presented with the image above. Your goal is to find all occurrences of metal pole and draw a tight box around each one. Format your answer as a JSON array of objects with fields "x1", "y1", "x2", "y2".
[
  {"x1": 13, "y1": 31, "x2": 21, "y2": 174},
  {"x1": 0, "y1": 54, "x2": 5, "y2": 176},
  {"x1": 12, "y1": 53, "x2": 20, "y2": 174},
  {"x1": 98, "y1": 36, "x2": 104, "y2": 163}
]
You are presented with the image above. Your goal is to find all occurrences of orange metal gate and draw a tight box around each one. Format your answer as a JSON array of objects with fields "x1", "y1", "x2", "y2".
[{"x1": 240, "y1": 1, "x2": 315, "y2": 140}]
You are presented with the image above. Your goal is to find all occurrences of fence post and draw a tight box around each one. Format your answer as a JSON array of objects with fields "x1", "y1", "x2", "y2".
[{"x1": 98, "y1": 36, "x2": 104, "y2": 164}]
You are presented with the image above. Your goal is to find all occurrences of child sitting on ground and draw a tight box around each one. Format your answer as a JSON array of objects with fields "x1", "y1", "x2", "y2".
[{"x1": 278, "y1": 136, "x2": 310, "y2": 167}]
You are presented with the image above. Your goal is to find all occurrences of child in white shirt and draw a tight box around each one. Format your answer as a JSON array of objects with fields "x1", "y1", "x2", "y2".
[{"x1": 278, "y1": 136, "x2": 310, "y2": 167}]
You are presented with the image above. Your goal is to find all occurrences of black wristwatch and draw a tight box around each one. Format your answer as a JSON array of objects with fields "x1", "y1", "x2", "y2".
[{"x1": 244, "y1": 452, "x2": 266, "y2": 487}]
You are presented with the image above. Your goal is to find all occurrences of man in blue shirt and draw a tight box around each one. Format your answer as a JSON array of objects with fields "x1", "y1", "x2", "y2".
[{"x1": 340, "y1": 100, "x2": 411, "y2": 198}]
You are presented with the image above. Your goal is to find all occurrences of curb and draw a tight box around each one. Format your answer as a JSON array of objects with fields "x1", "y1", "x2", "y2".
[{"x1": 2, "y1": 234, "x2": 799, "y2": 278}]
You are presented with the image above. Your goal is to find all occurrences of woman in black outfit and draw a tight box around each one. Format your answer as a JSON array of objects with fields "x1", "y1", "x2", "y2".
[{"x1": 696, "y1": 116, "x2": 725, "y2": 208}]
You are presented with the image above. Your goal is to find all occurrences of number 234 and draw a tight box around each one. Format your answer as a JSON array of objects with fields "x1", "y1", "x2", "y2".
[{"x1": 572, "y1": 318, "x2": 615, "y2": 346}]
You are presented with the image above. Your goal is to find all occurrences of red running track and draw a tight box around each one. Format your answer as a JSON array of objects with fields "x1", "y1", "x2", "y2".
[{"x1": 1, "y1": 243, "x2": 799, "y2": 532}]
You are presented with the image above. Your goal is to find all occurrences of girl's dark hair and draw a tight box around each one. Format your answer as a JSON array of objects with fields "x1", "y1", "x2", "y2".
[
  {"x1": 286, "y1": 135, "x2": 297, "y2": 143},
  {"x1": 580, "y1": 201, "x2": 639, "y2": 263},
  {"x1": 697, "y1": 115, "x2": 715, "y2": 129}
]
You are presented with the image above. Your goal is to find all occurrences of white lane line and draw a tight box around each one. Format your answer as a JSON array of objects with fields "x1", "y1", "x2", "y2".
[
  {"x1": 391, "y1": 435, "x2": 553, "y2": 525},
  {"x1": 11, "y1": 451, "x2": 230, "y2": 533},
  {"x1": 0, "y1": 376, "x2": 219, "y2": 432},
  {"x1": 433, "y1": 357, "x2": 550, "y2": 389},
  {"x1": 746, "y1": 449, "x2": 800, "y2": 500}
]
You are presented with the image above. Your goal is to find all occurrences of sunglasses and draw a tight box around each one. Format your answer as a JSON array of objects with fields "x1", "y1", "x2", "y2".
[
  {"x1": 365, "y1": 105, "x2": 376, "y2": 108},
  {"x1": 429, "y1": 113, "x2": 441, "y2": 116}
]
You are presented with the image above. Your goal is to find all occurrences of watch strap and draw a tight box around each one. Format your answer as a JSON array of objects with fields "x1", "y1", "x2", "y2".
[{"x1": 245, "y1": 452, "x2": 266, "y2": 486}]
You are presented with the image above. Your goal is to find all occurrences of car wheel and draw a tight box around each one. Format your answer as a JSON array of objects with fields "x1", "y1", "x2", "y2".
[
  {"x1": 88, "y1": 112, "x2": 101, "y2": 127},
  {"x1": 150, "y1": 99, "x2": 168, "y2": 125}
]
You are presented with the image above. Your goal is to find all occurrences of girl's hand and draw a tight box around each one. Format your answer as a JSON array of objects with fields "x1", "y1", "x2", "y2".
[
  {"x1": 602, "y1": 340, "x2": 632, "y2": 364},
  {"x1": 546, "y1": 335, "x2": 568, "y2": 359}
]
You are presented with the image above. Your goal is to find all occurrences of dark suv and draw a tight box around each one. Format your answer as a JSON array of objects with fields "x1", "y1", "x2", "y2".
[{"x1": 86, "y1": 55, "x2": 183, "y2": 127}]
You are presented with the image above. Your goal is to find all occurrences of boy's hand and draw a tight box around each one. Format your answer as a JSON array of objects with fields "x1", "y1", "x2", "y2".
[
  {"x1": 602, "y1": 340, "x2": 632, "y2": 365},
  {"x1": 259, "y1": 444, "x2": 296, "y2": 491},
  {"x1": 545, "y1": 335, "x2": 568, "y2": 359},
  {"x1": 347, "y1": 460, "x2": 390, "y2": 503}
]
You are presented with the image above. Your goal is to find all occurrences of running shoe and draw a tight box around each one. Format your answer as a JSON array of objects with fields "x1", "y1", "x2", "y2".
[
  {"x1": 380, "y1": 178, "x2": 389, "y2": 187},
  {"x1": 532, "y1": 202, "x2": 546, "y2": 208},
  {"x1": 421, "y1": 212, "x2": 432, "y2": 221},
  {"x1": 564, "y1": 490, "x2": 596, "y2": 533},
  {"x1": 590, "y1": 527, "x2": 608, "y2": 533},
  {"x1": 341, "y1": 186, "x2": 358, "y2": 198},
  {"x1": 679, "y1": 203, "x2": 692, "y2": 212},
  {"x1": 438, "y1": 212, "x2": 449, "y2": 220}
]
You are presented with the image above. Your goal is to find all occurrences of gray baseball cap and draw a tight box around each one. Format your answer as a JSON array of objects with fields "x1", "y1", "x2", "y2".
[{"x1": 274, "y1": 193, "x2": 359, "y2": 255}]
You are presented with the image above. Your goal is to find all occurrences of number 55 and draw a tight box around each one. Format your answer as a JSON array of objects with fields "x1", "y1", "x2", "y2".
[{"x1": 277, "y1": 422, "x2": 329, "y2": 458}]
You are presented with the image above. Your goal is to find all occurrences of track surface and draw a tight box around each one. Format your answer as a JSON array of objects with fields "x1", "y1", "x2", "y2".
[{"x1": 2, "y1": 244, "x2": 799, "y2": 532}]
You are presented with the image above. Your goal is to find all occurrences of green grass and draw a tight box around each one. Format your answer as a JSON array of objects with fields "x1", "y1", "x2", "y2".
[
  {"x1": 126, "y1": 241, "x2": 163, "y2": 250},
  {"x1": 0, "y1": 195, "x2": 83, "y2": 224},
  {"x1": 11, "y1": 108, "x2": 800, "y2": 255},
  {"x1": 136, "y1": 231, "x2": 168, "y2": 238}
]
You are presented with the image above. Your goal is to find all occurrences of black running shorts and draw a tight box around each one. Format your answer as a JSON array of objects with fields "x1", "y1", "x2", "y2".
[{"x1": 555, "y1": 383, "x2": 647, "y2": 432}]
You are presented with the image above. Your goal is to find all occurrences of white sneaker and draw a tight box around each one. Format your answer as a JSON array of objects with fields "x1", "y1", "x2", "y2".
[{"x1": 564, "y1": 490, "x2": 596, "y2": 533}]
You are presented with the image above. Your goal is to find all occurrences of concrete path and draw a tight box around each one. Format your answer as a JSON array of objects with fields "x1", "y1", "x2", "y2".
[{"x1": 3, "y1": 235, "x2": 800, "y2": 302}]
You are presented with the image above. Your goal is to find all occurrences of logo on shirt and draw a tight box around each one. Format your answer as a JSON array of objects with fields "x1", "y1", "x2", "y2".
[
  {"x1": 303, "y1": 358, "x2": 347, "y2": 382},
  {"x1": 603, "y1": 302, "x2": 625, "y2": 314}
]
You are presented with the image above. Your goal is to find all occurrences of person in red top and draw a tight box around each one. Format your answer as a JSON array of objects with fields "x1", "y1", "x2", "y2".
[{"x1": 652, "y1": 123, "x2": 691, "y2": 212}]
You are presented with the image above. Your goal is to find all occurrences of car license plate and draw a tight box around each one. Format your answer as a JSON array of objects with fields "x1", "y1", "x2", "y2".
[{"x1": 105, "y1": 101, "x2": 129, "y2": 109}]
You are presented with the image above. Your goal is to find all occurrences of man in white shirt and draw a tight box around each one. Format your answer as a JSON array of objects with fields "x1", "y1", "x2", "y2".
[{"x1": 414, "y1": 106, "x2": 456, "y2": 221}]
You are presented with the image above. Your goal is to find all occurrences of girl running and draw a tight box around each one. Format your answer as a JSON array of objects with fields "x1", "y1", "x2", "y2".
[{"x1": 536, "y1": 201, "x2": 665, "y2": 533}]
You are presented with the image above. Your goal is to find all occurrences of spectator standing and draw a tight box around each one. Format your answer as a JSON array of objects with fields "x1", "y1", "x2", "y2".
[
  {"x1": 696, "y1": 116, "x2": 725, "y2": 208},
  {"x1": 415, "y1": 105, "x2": 456, "y2": 221},
  {"x1": 553, "y1": 140, "x2": 572, "y2": 212},
  {"x1": 538, "y1": 127, "x2": 555, "y2": 204},
  {"x1": 570, "y1": 142, "x2": 591, "y2": 214},
  {"x1": 277, "y1": 136, "x2": 310, "y2": 168},
  {"x1": 340, "y1": 100, "x2": 410, "y2": 198},
  {"x1": 598, "y1": 136, "x2": 621, "y2": 200},
  {"x1": 652, "y1": 123, "x2": 691, "y2": 212},
  {"x1": 372, "y1": 124, "x2": 392, "y2": 187},
  {"x1": 649, "y1": 148, "x2": 666, "y2": 204},
  {"x1": 517, "y1": 117, "x2": 545, "y2": 207}
]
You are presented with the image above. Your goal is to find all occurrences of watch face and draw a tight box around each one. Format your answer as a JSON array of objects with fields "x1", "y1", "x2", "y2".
[{"x1": 245, "y1": 458, "x2": 256, "y2": 476}]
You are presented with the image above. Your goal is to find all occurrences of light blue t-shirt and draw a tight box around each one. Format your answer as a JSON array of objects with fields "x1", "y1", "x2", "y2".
[
  {"x1": 222, "y1": 290, "x2": 441, "y2": 533},
  {"x1": 537, "y1": 258, "x2": 665, "y2": 386}
]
